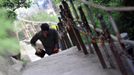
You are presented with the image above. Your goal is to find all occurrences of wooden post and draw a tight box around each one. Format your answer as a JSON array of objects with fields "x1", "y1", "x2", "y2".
[
  {"x1": 62, "y1": 1, "x2": 88, "y2": 54},
  {"x1": 58, "y1": 17, "x2": 72, "y2": 49},
  {"x1": 22, "y1": 22, "x2": 29, "y2": 39},
  {"x1": 69, "y1": 0, "x2": 94, "y2": 54},
  {"x1": 78, "y1": 6, "x2": 107, "y2": 68},
  {"x1": 97, "y1": 14, "x2": 128, "y2": 75},
  {"x1": 31, "y1": 22, "x2": 37, "y2": 34},
  {"x1": 59, "y1": 6, "x2": 78, "y2": 47},
  {"x1": 64, "y1": 34, "x2": 72, "y2": 48},
  {"x1": 57, "y1": 22, "x2": 68, "y2": 50},
  {"x1": 84, "y1": 4, "x2": 115, "y2": 68},
  {"x1": 69, "y1": 0, "x2": 79, "y2": 19},
  {"x1": 108, "y1": 12, "x2": 126, "y2": 50},
  {"x1": 84, "y1": 4, "x2": 96, "y2": 31},
  {"x1": 99, "y1": 34, "x2": 115, "y2": 68},
  {"x1": 108, "y1": 13, "x2": 134, "y2": 75}
]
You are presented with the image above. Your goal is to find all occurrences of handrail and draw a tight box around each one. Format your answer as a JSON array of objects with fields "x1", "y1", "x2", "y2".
[
  {"x1": 80, "y1": 0, "x2": 134, "y2": 46},
  {"x1": 89, "y1": 23, "x2": 134, "y2": 46},
  {"x1": 122, "y1": 40, "x2": 134, "y2": 45},
  {"x1": 17, "y1": 16, "x2": 57, "y2": 25},
  {"x1": 81, "y1": 0, "x2": 134, "y2": 11}
]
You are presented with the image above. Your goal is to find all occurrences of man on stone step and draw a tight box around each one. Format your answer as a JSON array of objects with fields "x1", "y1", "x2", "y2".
[{"x1": 30, "y1": 23, "x2": 59, "y2": 58}]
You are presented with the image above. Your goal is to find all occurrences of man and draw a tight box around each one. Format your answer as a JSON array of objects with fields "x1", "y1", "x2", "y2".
[{"x1": 30, "y1": 23, "x2": 59, "y2": 58}]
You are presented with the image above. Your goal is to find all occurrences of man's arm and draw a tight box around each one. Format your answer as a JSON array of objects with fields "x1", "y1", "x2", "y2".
[
  {"x1": 30, "y1": 32, "x2": 40, "y2": 47},
  {"x1": 30, "y1": 32, "x2": 44, "y2": 53}
]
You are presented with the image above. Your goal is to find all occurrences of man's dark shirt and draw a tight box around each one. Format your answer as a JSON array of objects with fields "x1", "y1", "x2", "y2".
[{"x1": 30, "y1": 29, "x2": 59, "y2": 50}]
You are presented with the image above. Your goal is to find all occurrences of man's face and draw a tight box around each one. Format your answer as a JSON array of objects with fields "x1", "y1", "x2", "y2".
[{"x1": 43, "y1": 31, "x2": 48, "y2": 37}]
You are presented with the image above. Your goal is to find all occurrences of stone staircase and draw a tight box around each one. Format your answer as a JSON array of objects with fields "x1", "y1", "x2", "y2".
[{"x1": 21, "y1": 47, "x2": 121, "y2": 75}]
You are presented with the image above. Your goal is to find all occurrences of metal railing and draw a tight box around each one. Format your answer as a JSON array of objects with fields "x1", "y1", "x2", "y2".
[{"x1": 57, "y1": 0, "x2": 134, "y2": 75}]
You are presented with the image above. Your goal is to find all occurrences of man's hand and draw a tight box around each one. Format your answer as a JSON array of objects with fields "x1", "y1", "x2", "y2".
[
  {"x1": 34, "y1": 46, "x2": 42, "y2": 53},
  {"x1": 34, "y1": 47, "x2": 46, "y2": 58},
  {"x1": 53, "y1": 48, "x2": 59, "y2": 53}
]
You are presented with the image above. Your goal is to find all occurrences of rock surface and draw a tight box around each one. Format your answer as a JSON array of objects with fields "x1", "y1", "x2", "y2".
[{"x1": 22, "y1": 47, "x2": 121, "y2": 75}]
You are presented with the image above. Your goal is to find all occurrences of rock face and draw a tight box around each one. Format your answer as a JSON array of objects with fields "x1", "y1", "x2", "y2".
[{"x1": 0, "y1": 56, "x2": 22, "y2": 75}]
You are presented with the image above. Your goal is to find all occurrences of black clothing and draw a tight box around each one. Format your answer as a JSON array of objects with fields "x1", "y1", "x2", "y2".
[{"x1": 30, "y1": 29, "x2": 59, "y2": 55}]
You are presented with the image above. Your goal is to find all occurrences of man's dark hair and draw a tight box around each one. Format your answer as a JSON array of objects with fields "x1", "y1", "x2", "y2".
[{"x1": 40, "y1": 23, "x2": 50, "y2": 31}]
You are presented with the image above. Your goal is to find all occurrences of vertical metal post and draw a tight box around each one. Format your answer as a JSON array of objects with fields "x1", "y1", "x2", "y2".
[
  {"x1": 84, "y1": 4, "x2": 96, "y2": 30},
  {"x1": 69, "y1": 0, "x2": 79, "y2": 19},
  {"x1": 69, "y1": 0, "x2": 94, "y2": 54},
  {"x1": 57, "y1": 22, "x2": 68, "y2": 50},
  {"x1": 108, "y1": 12, "x2": 134, "y2": 75},
  {"x1": 108, "y1": 12, "x2": 126, "y2": 50},
  {"x1": 99, "y1": 35, "x2": 115, "y2": 68},
  {"x1": 64, "y1": 33, "x2": 72, "y2": 48},
  {"x1": 78, "y1": 6, "x2": 107, "y2": 68},
  {"x1": 58, "y1": 17, "x2": 72, "y2": 48},
  {"x1": 59, "y1": 7, "x2": 77, "y2": 47},
  {"x1": 22, "y1": 22, "x2": 30, "y2": 39},
  {"x1": 97, "y1": 14, "x2": 128, "y2": 75},
  {"x1": 62, "y1": 1, "x2": 88, "y2": 54},
  {"x1": 69, "y1": 0, "x2": 91, "y2": 51}
]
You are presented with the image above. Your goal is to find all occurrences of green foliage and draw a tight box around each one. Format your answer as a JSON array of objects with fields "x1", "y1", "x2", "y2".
[
  {"x1": 53, "y1": 0, "x2": 61, "y2": 4},
  {"x1": 89, "y1": 0, "x2": 121, "y2": 34},
  {"x1": 0, "y1": 0, "x2": 31, "y2": 10},
  {"x1": 0, "y1": 8, "x2": 20, "y2": 56},
  {"x1": 0, "y1": 0, "x2": 31, "y2": 56},
  {"x1": 27, "y1": 12, "x2": 58, "y2": 22},
  {"x1": 0, "y1": 0, "x2": 31, "y2": 19},
  {"x1": 93, "y1": 0, "x2": 122, "y2": 6},
  {"x1": 7, "y1": 10, "x2": 17, "y2": 19}
]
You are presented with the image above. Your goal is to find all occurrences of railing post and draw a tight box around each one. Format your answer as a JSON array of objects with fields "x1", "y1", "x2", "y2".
[
  {"x1": 57, "y1": 22, "x2": 68, "y2": 50},
  {"x1": 108, "y1": 12, "x2": 126, "y2": 50},
  {"x1": 78, "y1": 6, "x2": 107, "y2": 68},
  {"x1": 84, "y1": 4, "x2": 96, "y2": 30},
  {"x1": 97, "y1": 14, "x2": 128, "y2": 75},
  {"x1": 69, "y1": 0, "x2": 94, "y2": 54},
  {"x1": 59, "y1": 5, "x2": 78, "y2": 47},
  {"x1": 69, "y1": 0, "x2": 79, "y2": 20},
  {"x1": 108, "y1": 12, "x2": 134, "y2": 75},
  {"x1": 62, "y1": 1, "x2": 88, "y2": 54},
  {"x1": 99, "y1": 34, "x2": 116, "y2": 68},
  {"x1": 58, "y1": 17, "x2": 72, "y2": 49}
]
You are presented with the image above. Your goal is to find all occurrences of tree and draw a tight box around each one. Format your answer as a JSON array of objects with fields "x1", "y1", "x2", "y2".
[
  {"x1": 117, "y1": 0, "x2": 134, "y2": 40},
  {"x1": 0, "y1": 0, "x2": 31, "y2": 56},
  {"x1": 0, "y1": 0, "x2": 31, "y2": 19}
]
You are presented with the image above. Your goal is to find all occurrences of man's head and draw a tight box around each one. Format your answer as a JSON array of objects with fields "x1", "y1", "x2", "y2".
[{"x1": 40, "y1": 23, "x2": 50, "y2": 31}]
